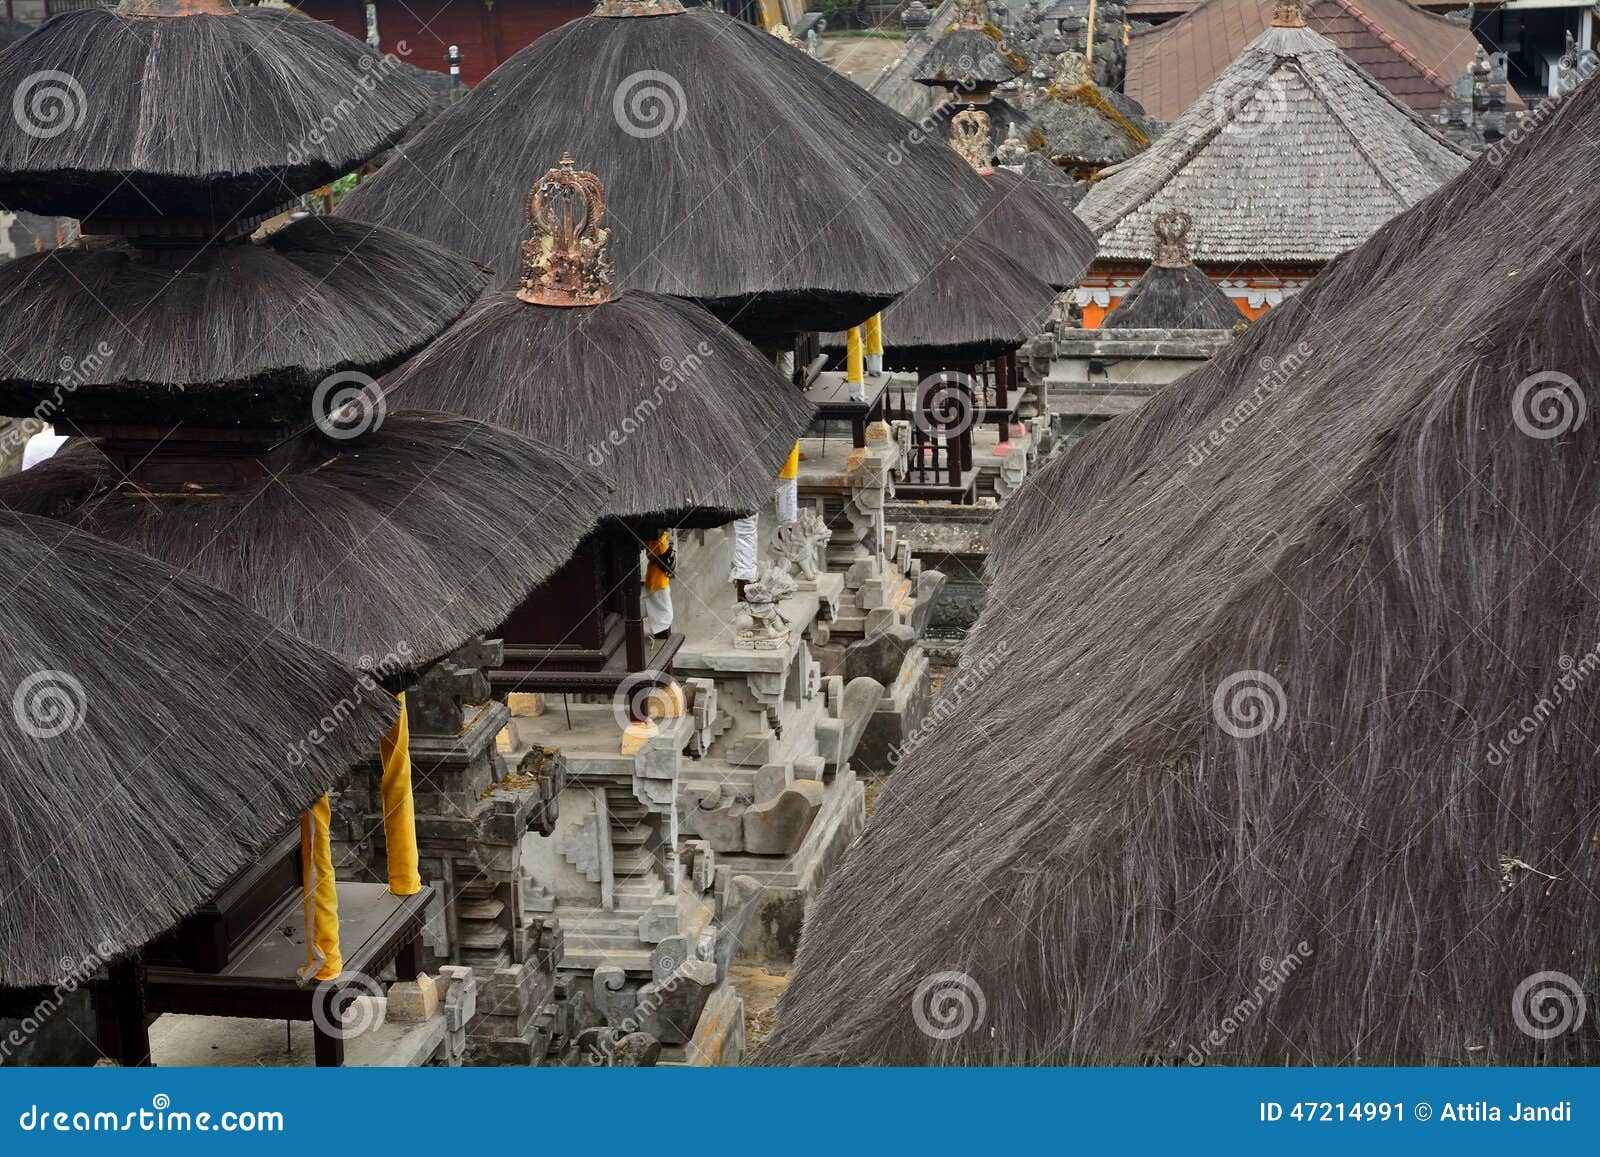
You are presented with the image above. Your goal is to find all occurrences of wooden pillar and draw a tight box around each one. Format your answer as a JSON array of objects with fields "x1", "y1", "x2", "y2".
[
  {"x1": 95, "y1": 958, "x2": 152, "y2": 1067},
  {"x1": 616, "y1": 532, "x2": 647, "y2": 679},
  {"x1": 993, "y1": 354, "x2": 1010, "y2": 436}
]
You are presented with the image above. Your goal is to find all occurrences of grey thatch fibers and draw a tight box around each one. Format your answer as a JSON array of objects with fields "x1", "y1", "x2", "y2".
[
  {"x1": 763, "y1": 72, "x2": 1600, "y2": 1065},
  {"x1": 0, "y1": 216, "x2": 489, "y2": 426},
  {"x1": 0, "y1": 412, "x2": 611, "y2": 671},
  {"x1": 0, "y1": 6, "x2": 431, "y2": 220},
  {"x1": 338, "y1": 8, "x2": 991, "y2": 339},
  {"x1": 1101, "y1": 263, "x2": 1245, "y2": 330},
  {"x1": 381, "y1": 289, "x2": 817, "y2": 522},
  {"x1": 0, "y1": 510, "x2": 397, "y2": 987},
  {"x1": 968, "y1": 167, "x2": 1095, "y2": 291}
]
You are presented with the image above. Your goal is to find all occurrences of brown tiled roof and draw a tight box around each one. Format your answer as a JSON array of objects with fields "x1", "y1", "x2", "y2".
[
  {"x1": 1126, "y1": 0, "x2": 1506, "y2": 120},
  {"x1": 1079, "y1": 23, "x2": 1469, "y2": 264}
]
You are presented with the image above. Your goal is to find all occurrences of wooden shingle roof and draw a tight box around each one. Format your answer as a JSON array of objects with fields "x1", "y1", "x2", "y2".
[
  {"x1": 1079, "y1": 22, "x2": 1468, "y2": 264},
  {"x1": 1126, "y1": 0, "x2": 1506, "y2": 121}
]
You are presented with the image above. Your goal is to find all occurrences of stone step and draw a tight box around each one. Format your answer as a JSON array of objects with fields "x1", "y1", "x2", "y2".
[
  {"x1": 458, "y1": 898, "x2": 505, "y2": 921},
  {"x1": 559, "y1": 944, "x2": 653, "y2": 974},
  {"x1": 458, "y1": 924, "x2": 510, "y2": 951},
  {"x1": 612, "y1": 847, "x2": 656, "y2": 878},
  {"x1": 612, "y1": 826, "x2": 649, "y2": 848}
]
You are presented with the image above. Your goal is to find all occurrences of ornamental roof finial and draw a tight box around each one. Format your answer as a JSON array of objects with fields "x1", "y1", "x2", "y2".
[
  {"x1": 1271, "y1": 0, "x2": 1306, "y2": 27},
  {"x1": 950, "y1": 106, "x2": 994, "y2": 174},
  {"x1": 953, "y1": 0, "x2": 987, "y2": 29},
  {"x1": 593, "y1": 0, "x2": 685, "y2": 18},
  {"x1": 518, "y1": 153, "x2": 615, "y2": 308},
  {"x1": 1151, "y1": 209, "x2": 1193, "y2": 268}
]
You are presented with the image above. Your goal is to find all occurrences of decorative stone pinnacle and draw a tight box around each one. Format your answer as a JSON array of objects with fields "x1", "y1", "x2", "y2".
[
  {"x1": 593, "y1": 0, "x2": 684, "y2": 17},
  {"x1": 1271, "y1": 0, "x2": 1306, "y2": 27},
  {"x1": 953, "y1": 0, "x2": 987, "y2": 29},
  {"x1": 117, "y1": 0, "x2": 233, "y2": 15},
  {"x1": 1152, "y1": 209, "x2": 1192, "y2": 268},
  {"x1": 1056, "y1": 50, "x2": 1091, "y2": 88},
  {"x1": 770, "y1": 23, "x2": 801, "y2": 47},
  {"x1": 950, "y1": 106, "x2": 993, "y2": 173},
  {"x1": 995, "y1": 122, "x2": 1028, "y2": 168},
  {"x1": 518, "y1": 153, "x2": 615, "y2": 308}
]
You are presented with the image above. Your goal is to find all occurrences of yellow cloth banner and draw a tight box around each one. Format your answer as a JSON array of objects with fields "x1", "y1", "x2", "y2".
[
  {"x1": 379, "y1": 692, "x2": 421, "y2": 896},
  {"x1": 778, "y1": 441, "x2": 800, "y2": 480},
  {"x1": 645, "y1": 530, "x2": 672, "y2": 592},
  {"x1": 863, "y1": 314, "x2": 883, "y2": 357},
  {"x1": 846, "y1": 326, "x2": 864, "y2": 384},
  {"x1": 300, "y1": 794, "x2": 342, "y2": 981}
]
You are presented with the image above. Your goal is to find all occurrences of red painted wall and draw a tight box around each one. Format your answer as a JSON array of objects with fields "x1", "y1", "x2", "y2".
[{"x1": 297, "y1": 0, "x2": 591, "y2": 87}]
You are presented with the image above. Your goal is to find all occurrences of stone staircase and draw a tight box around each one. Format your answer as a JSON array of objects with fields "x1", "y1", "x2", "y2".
[{"x1": 540, "y1": 782, "x2": 680, "y2": 975}]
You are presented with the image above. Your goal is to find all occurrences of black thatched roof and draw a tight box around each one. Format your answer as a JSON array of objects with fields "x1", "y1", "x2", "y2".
[
  {"x1": 0, "y1": 4, "x2": 432, "y2": 222},
  {"x1": 824, "y1": 241, "x2": 1057, "y2": 363},
  {"x1": 0, "y1": 412, "x2": 610, "y2": 672},
  {"x1": 914, "y1": 26, "x2": 1026, "y2": 87},
  {"x1": 336, "y1": 8, "x2": 991, "y2": 342},
  {"x1": 969, "y1": 166, "x2": 1094, "y2": 291},
  {"x1": 381, "y1": 290, "x2": 815, "y2": 522},
  {"x1": 1101, "y1": 263, "x2": 1244, "y2": 329},
  {"x1": 1023, "y1": 82, "x2": 1157, "y2": 168},
  {"x1": 0, "y1": 509, "x2": 397, "y2": 987},
  {"x1": 0, "y1": 216, "x2": 489, "y2": 426},
  {"x1": 763, "y1": 73, "x2": 1600, "y2": 1065}
]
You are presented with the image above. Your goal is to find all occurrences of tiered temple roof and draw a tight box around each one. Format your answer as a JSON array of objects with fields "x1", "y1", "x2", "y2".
[
  {"x1": 1126, "y1": 0, "x2": 1511, "y2": 121},
  {"x1": 1079, "y1": 16, "x2": 1468, "y2": 265}
]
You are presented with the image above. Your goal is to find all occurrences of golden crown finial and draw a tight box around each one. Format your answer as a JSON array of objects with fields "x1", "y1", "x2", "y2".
[
  {"x1": 950, "y1": 106, "x2": 994, "y2": 173},
  {"x1": 518, "y1": 153, "x2": 615, "y2": 308},
  {"x1": 1152, "y1": 209, "x2": 1193, "y2": 268},
  {"x1": 1271, "y1": 0, "x2": 1306, "y2": 27}
]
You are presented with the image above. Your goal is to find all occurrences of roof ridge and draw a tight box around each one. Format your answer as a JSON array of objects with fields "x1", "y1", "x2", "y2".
[
  {"x1": 1291, "y1": 56, "x2": 1417, "y2": 204},
  {"x1": 1330, "y1": 0, "x2": 1446, "y2": 92}
]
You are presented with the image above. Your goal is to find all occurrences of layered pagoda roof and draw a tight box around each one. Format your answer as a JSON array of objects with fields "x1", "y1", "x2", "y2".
[
  {"x1": 1079, "y1": 19, "x2": 1468, "y2": 265},
  {"x1": 1125, "y1": 0, "x2": 1513, "y2": 121}
]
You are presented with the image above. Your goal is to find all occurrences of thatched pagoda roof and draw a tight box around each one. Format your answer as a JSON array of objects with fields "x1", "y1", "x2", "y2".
[
  {"x1": 382, "y1": 290, "x2": 815, "y2": 524},
  {"x1": 763, "y1": 71, "x2": 1600, "y2": 1066},
  {"x1": 0, "y1": 3, "x2": 432, "y2": 222},
  {"x1": 336, "y1": 7, "x2": 991, "y2": 342},
  {"x1": 914, "y1": 26, "x2": 1026, "y2": 88},
  {"x1": 968, "y1": 166, "x2": 1095, "y2": 290},
  {"x1": 1101, "y1": 211, "x2": 1245, "y2": 330},
  {"x1": 0, "y1": 413, "x2": 610, "y2": 672},
  {"x1": 819, "y1": 158, "x2": 1086, "y2": 360},
  {"x1": 1022, "y1": 81, "x2": 1158, "y2": 169},
  {"x1": 1078, "y1": 22, "x2": 1468, "y2": 265},
  {"x1": 0, "y1": 510, "x2": 397, "y2": 987},
  {"x1": 0, "y1": 216, "x2": 489, "y2": 426},
  {"x1": 824, "y1": 242, "x2": 1057, "y2": 363}
]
